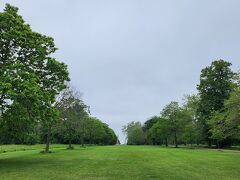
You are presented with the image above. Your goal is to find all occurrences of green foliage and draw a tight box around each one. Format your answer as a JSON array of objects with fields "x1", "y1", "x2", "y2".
[
  {"x1": 0, "y1": 4, "x2": 69, "y2": 150},
  {"x1": 208, "y1": 111, "x2": 227, "y2": 148},
  {"x1": 122, "y1": 60, "x2": 239, "y2": 148},
  {"x1": 224, "y1": 86, "x2": 240, "y2": 140},
  {"x1": 208, "y1": 85, "x2": 240, "y2": 147},
  {"x1": 51, "y1": 115, "x2": 117, "y2": 146},
  {"x1": 182, "y1": 95, "x2": 202, "y2": 145},
  {"x1": 122, "y1": 121, "x2": 144, "y2": 145},
  {"x1": 54, "y1": 87, "x2": 88, "y2": 149},
  {"x1": 160, "y1": 102, "x2": 191, "y2": 147},
  {"x1": 142, "y1": 116, "x2": 160, "y2": 132},
  {"x1": 81, "y1": 117, "x2": 118, "y2": 145},
  {"x1": 197, "y1": 60, "x2": 235, "y2": 144},
  {"x1": 197, "y1": 60, "x2": 234, "y2": 115},
  {"x1": 147, "y1": 117, "x2": 170, "y2": 146}
]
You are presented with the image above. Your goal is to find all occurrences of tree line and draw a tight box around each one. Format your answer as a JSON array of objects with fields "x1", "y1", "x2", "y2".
[
  {"x1": 0, "y1": 4, "x2": 118, "y2": 152},
  {"x1": 123, "y1": 60, "x2": 240, "y2": 148}
]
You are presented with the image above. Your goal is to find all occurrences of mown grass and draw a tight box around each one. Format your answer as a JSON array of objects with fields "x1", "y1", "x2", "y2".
[
  {"x1": 0, "y1": 144, "x2": 66, "y2": 153},
  {"x1": 0, "y1": 145, "x2": 240, "y2": 180}
]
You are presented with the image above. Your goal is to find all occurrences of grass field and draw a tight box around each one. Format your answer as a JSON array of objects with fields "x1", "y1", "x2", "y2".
[
  {"x1": 0, "y1": 144, "x2": 66, "y2": 154},
  {"x1": 0, "y1": 145, "x2": 240, "y2": 180}
]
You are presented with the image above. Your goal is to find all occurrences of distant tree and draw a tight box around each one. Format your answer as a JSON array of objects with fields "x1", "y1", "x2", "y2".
[
  {"x1": 182, "y1": 123, "x2": 197, "y2": 146},
  {"x1": 183, "y1": 95, "x2": 200, "y2": 121},
  {"x1": 90, "y1": 119, "x2": 106, "y2": 144},
  {"x1": 161, "y1": 102, "x2": 191, "y2": 147},
  {"x1": 83, "y1": 117, "x2": 95, "y2": 145},
  {"x1": 102, "y1": 123, "x2": 118, "y2": 145},
  {"x1": 82, "y1": 117, "x2": 117, "y2": 145},
  {"x1": 122, "y1": 122, "x2": 144, "y2": 145},
  {"x1": 197, "y1": 60, "x2": 234, "y2": 146},
  {"x1": 182, "y1": 95, "x2": 201, "y2": 145},
  {"x1": 143, "y1": 116, "x2": 160, "y2": 132},
  {"x1": 143, "y1": 116, "x2": 161, "y2": 144},
  {"x1": 161, "y1": 102, "x2": 180, "y2": 147},
  {"x1": 148, "y1": 118, "x2": 171, "y2": 146}
]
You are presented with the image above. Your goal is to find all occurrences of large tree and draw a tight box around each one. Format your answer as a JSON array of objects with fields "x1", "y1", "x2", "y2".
[
  {"x1": 0, "y1": 4, "x2": 69, "y2": 150},
  {"x1": 197, "y1": 60, "x2": 234, "y2": 145},
  {"x1": 55, "y1": 87, "x2": 88, "y2": 149}
]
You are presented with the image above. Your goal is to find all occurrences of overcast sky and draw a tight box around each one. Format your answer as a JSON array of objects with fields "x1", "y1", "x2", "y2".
[{"x1": 1, "y1": 0, "x2": 239, "y2": 143}]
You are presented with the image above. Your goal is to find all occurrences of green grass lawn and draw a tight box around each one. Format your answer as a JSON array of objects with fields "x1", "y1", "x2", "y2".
[
  {"x1": 0, "y1": 145, "x2": 240, "y2": 180},
  {"x1": 0, "y1": 144, "x2": 66, "y2": 153}
]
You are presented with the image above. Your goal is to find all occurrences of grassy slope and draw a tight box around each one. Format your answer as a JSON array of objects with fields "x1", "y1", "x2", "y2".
[{"x1": 0, "y1": 145, "x2": 240, "y2": 180}]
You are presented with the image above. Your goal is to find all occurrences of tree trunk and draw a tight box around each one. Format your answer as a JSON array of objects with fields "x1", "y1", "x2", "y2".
[
  {"x1": 208, "y1": 139, "x2": 212, "y2": 148},
  {"x1": 217, "y1": 141, "x2": 220, "y2": 149},
  {"x1": 81, "y1": 135, "x2": 84, "y2": 147},
  {"x1": 165, "y1": 138, "x2": 168, "y2": 147},
  {"x1": 68, "y1": 140, "x2": 72, "y2": 149},
  {"x1": 197, "y1": 140, "x2": 199, "y2": 148},
  {"x1": 175, "y1": 133, "x2": 178, "y2": 148},
  {"x1": 45, "y1": 126, "x2": 51, "y2": 153}
]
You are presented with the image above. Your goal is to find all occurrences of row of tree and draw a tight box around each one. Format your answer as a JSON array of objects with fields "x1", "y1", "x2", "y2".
[
  {"x1": 123, "y1": 60, "x2": 240, "y2": 148},
  {"x1": 0, "y1": 4, "x2": 118, "y2": 152},
  {"x1": 51, "y1": 87, "x2": 118, "y2": 148},
  {"x1": 0, "y1": 86, "x2": 118, "y2": 148}
]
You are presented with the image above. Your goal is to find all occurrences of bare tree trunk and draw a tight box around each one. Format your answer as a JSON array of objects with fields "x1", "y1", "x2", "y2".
[{"x1": 45, "y1": 126, "x2": 51, "y2": 153}]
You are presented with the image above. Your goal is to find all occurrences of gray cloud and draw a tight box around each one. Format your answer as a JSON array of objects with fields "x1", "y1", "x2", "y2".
[{"x1": 1, "y1": 0, "x2": 239, "y2": 142}]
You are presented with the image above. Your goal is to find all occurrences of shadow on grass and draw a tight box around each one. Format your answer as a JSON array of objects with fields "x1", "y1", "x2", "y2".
[{"x1": 0, "y1": 157, "x2": 51, "y2": 169}]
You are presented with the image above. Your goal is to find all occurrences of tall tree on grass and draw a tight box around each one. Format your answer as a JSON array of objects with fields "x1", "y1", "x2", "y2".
[
  {"x1": 148, "y1": 117, "x2": 171, "y2": 146},
  {"x1": 0, "y1": 4, "x2": 43, "y2": 142},
  {"x1": 161, "y1": 102, "x2": 190, "y2": 148},
  {"x1": 56, "y1": 87, "x2": 88, "y2": 149},
  {"x1": 0, "y1": 4, "x2": 69, "y2": 150},
  {"x1": 197, "y1": 60, "x2": 234, "y2": 146},
  {"x1": 161, "y1": 102, "x2": 180, "y2": 147}
]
